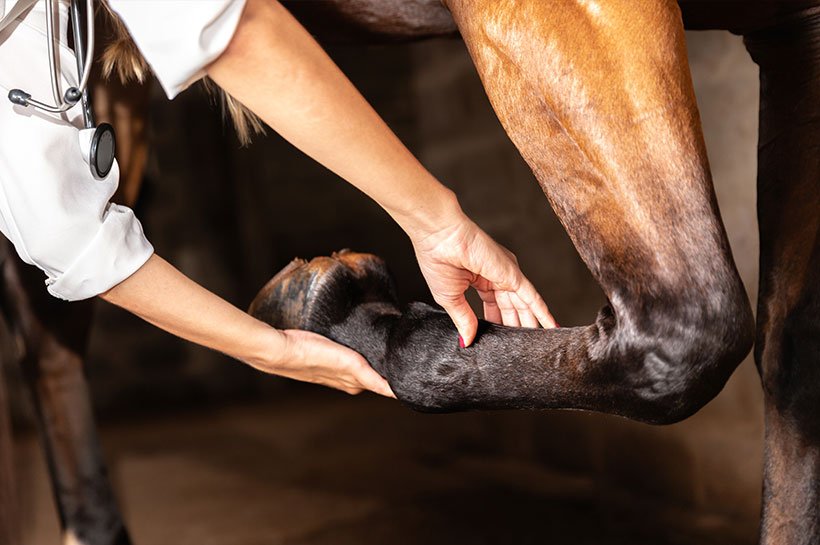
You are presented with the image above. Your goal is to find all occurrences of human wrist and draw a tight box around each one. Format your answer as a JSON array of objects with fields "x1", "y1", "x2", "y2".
[
  {"x1": 242, "y1": 324, "x2": 289, "y2": 371},
  {"x1": 391, "y1": 184, "x2": 465, "y2": 243}
]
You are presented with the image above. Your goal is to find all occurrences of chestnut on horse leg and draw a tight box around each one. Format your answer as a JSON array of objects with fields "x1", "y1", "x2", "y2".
[
  {"x1": 745, "y1": 11, "x2": 820, "y2": 545},
  {"x1": 251, "y1": 0, "x2": 754, "y2": 424}
]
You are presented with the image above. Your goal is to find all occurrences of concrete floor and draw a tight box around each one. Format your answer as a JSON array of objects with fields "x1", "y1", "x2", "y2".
[{"x1": 15, "y1": 390, "x2": 757, "y2": 545}]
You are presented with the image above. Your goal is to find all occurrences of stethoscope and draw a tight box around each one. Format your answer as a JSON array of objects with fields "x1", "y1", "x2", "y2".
[{"x1": 7, "y1": 0, "x2": 116, "y2": 178}]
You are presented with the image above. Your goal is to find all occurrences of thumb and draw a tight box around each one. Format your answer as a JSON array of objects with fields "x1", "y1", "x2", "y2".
[{"x1": 440, "y1": 295, "x2": 478, "y2": 347}]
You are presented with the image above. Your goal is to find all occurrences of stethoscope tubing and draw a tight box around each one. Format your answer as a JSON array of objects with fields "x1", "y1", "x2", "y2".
[
  {"x1": 10, "y1": 0, "x2": 95, "y2": 118},
  {"x1": 7, "y1": 0, "x2": 116, "y2": 179},
  {"x1": 69, "y1": 0, "x2": 95, "y2": 127}
]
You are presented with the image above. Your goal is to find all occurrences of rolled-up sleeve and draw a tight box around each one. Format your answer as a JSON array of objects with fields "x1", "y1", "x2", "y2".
[
  {"x1": 108, "y1": 0, "x2": 247, "y2": 99},
  {"x1": 38, "y1": 201, "x2": 154, "y2": 301},
  {"x1": 0, "y1": 14, "x2": 154, "y2": 301}
]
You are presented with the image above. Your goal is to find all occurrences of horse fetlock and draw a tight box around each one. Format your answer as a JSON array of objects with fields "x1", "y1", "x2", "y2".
[{"x1": 378, "y1": 305, "x2": 483, "y2": 412}]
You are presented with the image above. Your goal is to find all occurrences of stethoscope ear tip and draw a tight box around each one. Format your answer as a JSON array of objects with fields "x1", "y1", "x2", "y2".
[
  {"x1": 8, "y1": 89, "x2": 31, "y2": 107},
  {"x1": 10, "y1": 0, "x2": 117, "y2": 180},
  {"x1": 9, "y1": 0, "x2": 95, "y2": 116},
  {"x1": 64, "y1": 87, "x2": 82, "y2": 104}
]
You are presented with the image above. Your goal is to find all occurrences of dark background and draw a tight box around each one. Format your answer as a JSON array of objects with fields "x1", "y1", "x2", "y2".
[{"x1": 10, "y1": 30, "x2": 764, "y2": 544}]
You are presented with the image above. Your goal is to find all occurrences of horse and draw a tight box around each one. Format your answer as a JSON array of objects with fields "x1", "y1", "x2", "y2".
[
  {"x1": 1, "y1": 1, "x2": 818, "y2": 544},
  {"x1": 253, "y1": 2, "x2": 820, "y2": 544}
]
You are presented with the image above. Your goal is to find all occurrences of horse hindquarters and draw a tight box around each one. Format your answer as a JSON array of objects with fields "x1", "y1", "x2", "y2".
[{"x1": 745, "y1": 11, "x2": 820, "y2": 545}]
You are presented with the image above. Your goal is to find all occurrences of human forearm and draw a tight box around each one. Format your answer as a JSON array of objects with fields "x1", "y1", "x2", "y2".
[
  {"x1": 205, "y1": 0, "x2": 554, "y2": 344},
  {"x1": 100, "y1": 254, "x2": 393, "y2": 396},
  {"x1": 206, "y1": 0, "x2": 460, "y2": 237},
  {"x1": 100, "y1": 254, "x2": 279, "y2": 369}
]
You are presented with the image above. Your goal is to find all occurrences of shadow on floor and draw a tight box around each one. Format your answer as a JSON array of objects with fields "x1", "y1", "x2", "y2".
[{"x1": 15, "y1": 389, "x2": 756, "y2": 545}]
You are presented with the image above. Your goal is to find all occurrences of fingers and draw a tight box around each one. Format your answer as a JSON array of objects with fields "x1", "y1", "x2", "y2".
[
  {"x1": 475, "y1": 275, "x2": 556, "y2": 329},
  {"x1": 509, "y1": 292, "x2": 539, "y2": 328},
  {"x1": 475, "y1": 280, "x2": 502, "y2": 324},
  {"x1": 336, "y1": 348, "x2": 396, "y2": 398},
  {"x1": 494, "y1": 291, "x2": 521, "y2": 327},
  {"x1": 277, "y1": 330, "x2": 396, "y2": 398},
  {"x1": 482, "y1": 297, "x2": 502, "y2": 324},
  {"x1": 355, "y1": 364, "x2": 396, "y2": 398},
  {"x1": 511, "y1": 276, "x2": 557, "y2": 328},
  {"x1": 437, "y1": 294, "x2": 479, "y2": 347},
  {"x1": 480, "y1": 242, "x2": 557, "y2": 329}
]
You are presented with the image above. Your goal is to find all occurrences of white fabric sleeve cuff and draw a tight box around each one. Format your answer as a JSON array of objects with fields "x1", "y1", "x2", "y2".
[
  {"x1": 108, "y1": 0, "x2": 248, "y2": 99},
  {"x1": 45, "y1": 204, "x2": 154, "y2": 301}
]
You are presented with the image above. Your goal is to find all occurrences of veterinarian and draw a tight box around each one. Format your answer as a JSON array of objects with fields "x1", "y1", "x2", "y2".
[{"x1": 0, "y1": 0, "x2": 554, "y2": 397}]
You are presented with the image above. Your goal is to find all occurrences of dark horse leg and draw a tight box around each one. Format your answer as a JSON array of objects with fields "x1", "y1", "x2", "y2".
[
  {"x1": 251, "y1": 0, "x2": 754, "y2": 425},
  {"x1": 0, "y1": 243, "x2": 131, "y2": 545},
  {"x1": 745, "y1": 9, "x2": 820, "y2": 545},
  {"x1": 280, "y1": 0, "x2": 456, "y2": 42},
  {"x1": 0, "y1": 303, "x2": 16, "y2": 545},
  {"x1": 0, "y1": 15, "x2": 151, "y2": 543}
]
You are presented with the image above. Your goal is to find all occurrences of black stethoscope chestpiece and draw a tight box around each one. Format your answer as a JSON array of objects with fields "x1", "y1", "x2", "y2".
[{"x1": 89, "y1": 123, "x2": 116, "y2": 178}]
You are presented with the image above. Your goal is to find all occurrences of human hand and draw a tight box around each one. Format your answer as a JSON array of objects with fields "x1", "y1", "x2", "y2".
[
  {"x1": 410, "y1": 212, "x2": 556, "y2": 346},
  {"x1": 250, "y1": 329, "x2": 395, "y2": 398},
  {"x1": 101, "y1": 255, "x2": 394, "y2": 398}
]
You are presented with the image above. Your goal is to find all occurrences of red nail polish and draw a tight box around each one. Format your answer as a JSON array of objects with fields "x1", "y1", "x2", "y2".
[{"x1": 458, "y1": 335, "x2": 465, "y2": 348}]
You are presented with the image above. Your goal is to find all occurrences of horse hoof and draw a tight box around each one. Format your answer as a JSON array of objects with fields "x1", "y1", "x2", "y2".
[{"x1": 249, "y1": 250, "x2": 398, "y2": 332}]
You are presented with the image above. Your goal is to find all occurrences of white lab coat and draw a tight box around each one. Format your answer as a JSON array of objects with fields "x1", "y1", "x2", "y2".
[{"x1": 0, "y1": 0, "x2": 246, "y2": 300}]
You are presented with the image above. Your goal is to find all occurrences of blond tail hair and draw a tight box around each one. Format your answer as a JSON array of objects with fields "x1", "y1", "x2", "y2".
[{"x1": 98, "y1": 0, "x2": 265, "y2": 146}]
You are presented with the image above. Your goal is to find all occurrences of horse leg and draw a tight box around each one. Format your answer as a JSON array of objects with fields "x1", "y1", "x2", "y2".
[
  {"x1": 251, "y1": 0, "x2": 754, "y2": 424},
  {"x1": 1, "y1": 250, "x2": 131, "y2": 545},
  {"x1": 281, "y1": 0, "x2": 457, "y2": 42},
  {"x1": 744, "y1": 11, "x2": 820, "y2": 545},
  {"x1": 0, "y1": 308, "x2": 17, "y2": 545},
  {"x1": 0, "y1": 21, "x2": 154, "y2": 544}
]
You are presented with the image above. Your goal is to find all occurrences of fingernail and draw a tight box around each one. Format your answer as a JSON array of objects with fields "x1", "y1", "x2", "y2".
[{"x1": 458, "y1": 335, "x2": 465, "y2": 349}]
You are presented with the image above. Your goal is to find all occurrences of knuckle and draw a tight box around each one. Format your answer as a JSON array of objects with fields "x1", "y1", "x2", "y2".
[{"x1": 517, "y1": 287, "x2": 535, "y2": 304}]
